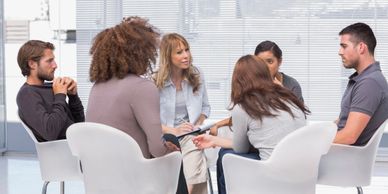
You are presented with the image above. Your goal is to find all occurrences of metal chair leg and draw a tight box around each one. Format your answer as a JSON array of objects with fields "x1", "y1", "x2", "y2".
[
  {"x1": 42, "y1": 181, "x2": 49, "y2": 194},
  {"x1": 207, "y1": 168, "x2": 214, "y2": 194},
  {"x1": 357, "y1": 186, "x2": 363, "y2": 194},
  {"x1": 60, "y1": 181, "x2": 65, "y2": 194}
]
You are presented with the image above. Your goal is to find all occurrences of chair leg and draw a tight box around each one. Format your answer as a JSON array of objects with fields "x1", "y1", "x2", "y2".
[
  {"x1": 207, "y1": 168, "x2": 214, "y2": 194},
  {"x1": 41, "y1": 181, "x2": 49, "y2": 194},
  {"x1": 60, "y1": 181, "x2": 65, "y2": 194},
  {"x1": 357, "y1": 187, "x2": 363, "y2": 194}
]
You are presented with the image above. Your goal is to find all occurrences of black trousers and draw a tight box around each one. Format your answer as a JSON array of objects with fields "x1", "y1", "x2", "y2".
[
  {"x1": 176, "y1": 163, "x2": 189, "y2": 194},
  {"x1": 163, "y1": 133, "x2": 189, "y2": 194}
]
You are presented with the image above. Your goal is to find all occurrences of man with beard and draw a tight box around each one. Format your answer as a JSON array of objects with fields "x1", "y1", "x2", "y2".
[
  {"x1": 16, "y1": 40, "x2": 84, "y2": 142},
  {"x1": 335, "y1": 23, "x2": 388, "y2": 146}
]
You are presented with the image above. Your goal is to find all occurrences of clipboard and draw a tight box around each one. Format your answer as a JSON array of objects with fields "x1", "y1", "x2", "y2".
[{"x1": 177, "y1": 121, "x2": 216, "y2": 139}]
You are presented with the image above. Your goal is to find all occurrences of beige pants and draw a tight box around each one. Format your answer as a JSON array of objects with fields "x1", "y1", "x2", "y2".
[
  {"x1": 180, "y1": 135, "x2": 208, "y2": 194},
  {"x1": 191, "y1": 182, "x2": 208, "y2": 194}
]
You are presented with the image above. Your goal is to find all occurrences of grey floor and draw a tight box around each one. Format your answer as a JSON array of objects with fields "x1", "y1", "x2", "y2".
[{"x1": 1, "y1": 154, "x2": 388, "y2": 194}]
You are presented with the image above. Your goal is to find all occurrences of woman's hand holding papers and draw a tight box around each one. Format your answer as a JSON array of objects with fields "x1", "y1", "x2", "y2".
[{"x1": 176, "y1": 120, "x2": 194, "y2": 135}]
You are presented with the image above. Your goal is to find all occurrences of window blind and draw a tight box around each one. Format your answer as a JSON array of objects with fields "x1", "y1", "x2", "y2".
[
  {"x1": 0, "y1": 0, "x2": 6, "y2": 150},
  {"x1": 77, "y1": 0, "x2": 388, "y2": 121}
]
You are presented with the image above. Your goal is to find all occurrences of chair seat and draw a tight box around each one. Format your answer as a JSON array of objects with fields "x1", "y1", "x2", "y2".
[{"x1": 318, "y1": 120, "x2": 388, "y2": 188}]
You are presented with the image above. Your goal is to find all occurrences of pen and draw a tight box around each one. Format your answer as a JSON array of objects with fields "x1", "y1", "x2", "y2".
[{"x1": 179, "y1": 118, "x2": 190, "y2": 125}]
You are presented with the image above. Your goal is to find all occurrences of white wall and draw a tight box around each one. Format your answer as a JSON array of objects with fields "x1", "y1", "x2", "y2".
[{"x1": 4, "y1": 0, "x2": 77, "y2": 123}]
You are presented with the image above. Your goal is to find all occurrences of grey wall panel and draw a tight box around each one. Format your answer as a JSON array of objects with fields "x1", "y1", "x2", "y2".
[{"x1": 6, "y1": 122, "x2": 36, "y2": 153}]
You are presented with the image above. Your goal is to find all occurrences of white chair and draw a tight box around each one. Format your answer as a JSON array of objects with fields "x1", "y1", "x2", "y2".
[
  {"x1": 317, "y1": 119, "x2": 388, "y2": 194},
  {"x1": 222, "y1": 122, "x2": 337, "y2": 194},
  {"x1": 66, "y1": 122, "x2": 182, "y2": 194},
  {"x1": 18, "y1": 114, "x2": 82, "y2": 194}
]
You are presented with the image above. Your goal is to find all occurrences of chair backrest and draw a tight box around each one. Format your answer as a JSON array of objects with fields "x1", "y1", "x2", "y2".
[
  {"x1": 17, "y1": 112, "x2": 82, "y2": 181},
  {"x1": 223, "y1": 122, "x2": 337, "y2": 194},
  {"x1": 20, "y1": 118, "x2": 40, "y2": 144},
  {"x1": 318, "y1": 119, "x2": 388, "y2": 186},
  {"x1": 66, "y1": 122, "x2": 182, "y2": 194}
]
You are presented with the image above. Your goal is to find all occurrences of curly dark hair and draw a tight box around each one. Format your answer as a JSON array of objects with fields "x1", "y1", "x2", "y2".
[{"x1": 89, "y1": 16, "x2": 160, "y2": 82}]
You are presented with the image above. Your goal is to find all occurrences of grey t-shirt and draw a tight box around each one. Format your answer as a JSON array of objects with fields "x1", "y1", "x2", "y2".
[
  {"x1": 282, "y1": 72, "x2": 304, "y2": 103},
  {"x1": 338, "y1": 62, "x2": 388, "y2": 146},
  {"x1": 231, "y1": 103, "x2": 306, "y2": 160},
  {"x1": 173, "y1": 90, "x2": 189, "y2": 127}
]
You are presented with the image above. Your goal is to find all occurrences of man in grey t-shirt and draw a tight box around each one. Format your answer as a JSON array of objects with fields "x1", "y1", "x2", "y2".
[{"x1": 335, "y1": 22, "x2": 388, "y2": 146}]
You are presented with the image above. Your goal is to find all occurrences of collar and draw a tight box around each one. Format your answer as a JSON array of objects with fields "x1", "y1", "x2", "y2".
[
  {"x1": 25, "y1": 82, "x2": 53, "y2": 88},
  {"x1": 349, "y1": 61, "x2": 381, "y2": 82},
  {"x1": 164, "y1": 78, "x2": 173, "y2": 87}
]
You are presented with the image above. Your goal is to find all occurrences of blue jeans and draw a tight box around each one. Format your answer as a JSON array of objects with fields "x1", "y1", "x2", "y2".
[{"x1": 216, "y1": 148, "x2": 260, "y2": 194}]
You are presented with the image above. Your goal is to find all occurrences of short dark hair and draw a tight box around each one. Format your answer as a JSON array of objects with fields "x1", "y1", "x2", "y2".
[
  {"x1": 254, "y1": 40, "x2": 282, "y2": 60},
  {"x1": 339, "y1": 22, "x2": 376, "y2": 55},
  {"x1": 17, "y1": 40, "x2": 55, "y2": 76}
]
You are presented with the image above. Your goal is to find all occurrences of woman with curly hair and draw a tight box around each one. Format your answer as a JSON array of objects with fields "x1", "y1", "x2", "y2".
[
  {"x1": 86, "y1": 17, "x2": 189, "y2": 194},
  {"x1": 193, "y1": 55, "x2": 309, "y2": 194},
  {"x1": 154, "y1": 33, "x2": 210, "y2": 194},
  {"x1": 86, "y1": 16, "x2": 180, "y2": 158}
]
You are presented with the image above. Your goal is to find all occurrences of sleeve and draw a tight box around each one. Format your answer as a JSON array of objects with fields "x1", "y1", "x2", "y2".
[
  {"x1": 291, "y1": 82, "x2": 304, "y2": 103},
  {"x1": 283, "y1": 74, "x2": 304, "y2": 103},
  {"x1": 231, "y1": 105, "x2": 251, "y2": 153},
  {"x1": 199, "y1": 67, "x2": 211, "y2": 117},
  {"x1": 350, "y1": 78, "x2": 383, "y2": 116},
  {"x1": 130, "y1": 80, "x2": 168, "y2": 157},
  {"x1": 17, "y1": 88, "x2": 70, "y2": 141},
  {"x1": 68, "y1": 94, "x2": 85, "y2": 122}
]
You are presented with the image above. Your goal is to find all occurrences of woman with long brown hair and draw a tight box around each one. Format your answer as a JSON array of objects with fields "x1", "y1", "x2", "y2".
[{"x1": 193, "y1": 55, "x2": 309, "y2": 194}]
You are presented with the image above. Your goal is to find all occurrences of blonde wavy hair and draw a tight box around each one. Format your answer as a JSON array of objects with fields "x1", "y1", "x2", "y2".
[{"x1": 154, "y1": 33, "x2": 200, "y2": 92}]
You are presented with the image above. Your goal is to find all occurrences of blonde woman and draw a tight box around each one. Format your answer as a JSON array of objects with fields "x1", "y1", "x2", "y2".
[{"x1": 155, "y1": 33, "x2": 210, "y2": 194}]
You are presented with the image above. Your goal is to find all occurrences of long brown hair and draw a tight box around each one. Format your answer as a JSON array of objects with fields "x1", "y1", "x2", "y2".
[
  {"x1": 89, "y1": 16, "x2": 160, "y2": 83},
  {"x1": 230, "y1": 55, "x2": 309, "y2": 121},
  {"x1": 155, "y1": 33, "x2": 200, "y2": 92}
]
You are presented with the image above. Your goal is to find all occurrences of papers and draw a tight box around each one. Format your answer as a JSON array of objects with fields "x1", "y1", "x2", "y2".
[{"x1": 177, "y1": 120, "x2": 217, "y2": 139}]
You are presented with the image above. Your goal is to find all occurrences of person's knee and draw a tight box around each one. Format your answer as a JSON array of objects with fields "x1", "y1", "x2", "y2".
[
  {"x1": 218, "y1": 148, "x2": 234, "y2": 160},
  {"x1": 217, "y1": 148, "x2": 233, "y2": 168},
  {"x1": 218, "y1": 148, "x2": 233, "y2": 158}
]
